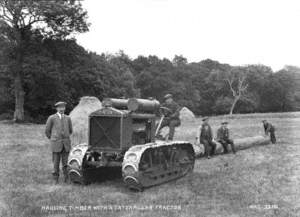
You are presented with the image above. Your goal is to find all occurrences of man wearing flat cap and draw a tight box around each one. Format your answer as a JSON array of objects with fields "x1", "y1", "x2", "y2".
[
  {"x1": 197, "y1": 117, "x2": 217, "y2": 159},
  {"x1": 262, "y1": 120, "x2": 276, "y2": 144},
  {"x1": 45, "y1": 101, "x2": 73, "y2": 184},
  {"x1": 156, "y1": 94, "x2": 181, "y2": 140},
  {"x1": 217, "y1": 121, "x2": 236, "y2": 154}
]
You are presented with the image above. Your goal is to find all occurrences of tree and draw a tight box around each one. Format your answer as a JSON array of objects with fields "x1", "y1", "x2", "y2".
[
  {"x1": 135, "y1": 55, "x2": 174, "y2": 100},
  {"x1": 273, "y1": 69, "x2": 300, "y2": 111},
  {"x1": 172, "y1": 55, "x2": 187, "y2": 67},
  {"x1": 213, "y1": 96, "x2": 232, "y2": 114},
  {"x1": 0, "y1": 0, "x2": 89, "y2": 121},
  {"x1": 224, "y1": 67, "x2": 249, "y2": 115}
]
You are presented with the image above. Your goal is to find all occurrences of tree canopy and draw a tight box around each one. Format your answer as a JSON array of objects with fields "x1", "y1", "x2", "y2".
[
  {"x1": 0, "y1": 0, "x2": 89, "y2": 121},
  {"x1": 1, "y1": 36, "x2": 299, "y2": 122},
  {"x1": 1, "y1": 2, "x2": 299, "y2": 122}
]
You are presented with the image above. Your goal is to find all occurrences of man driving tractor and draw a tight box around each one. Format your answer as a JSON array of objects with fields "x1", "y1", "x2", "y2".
[{"x1": 156, "y1": 94, "x2": 181, "y2": 140}]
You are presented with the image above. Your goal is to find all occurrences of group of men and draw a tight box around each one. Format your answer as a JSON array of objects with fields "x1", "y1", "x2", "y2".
[
  {"x1": 197, "y1": 118, "x2": 276, "y2": 158},
  {"x1": 197, "y1": 117, "x2": 236, "y2": 158},
  {"x1": 45, "y1": 94, "x2": 276, "y2": 184},
  {"x1": 157, "y1": 94, "x2": 277, "y2": 159}
]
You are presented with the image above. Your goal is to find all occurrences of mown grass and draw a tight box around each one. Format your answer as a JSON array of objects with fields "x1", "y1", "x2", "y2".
[{"x1": 0, "y1": 112, "x2": 299, "y2": 217}]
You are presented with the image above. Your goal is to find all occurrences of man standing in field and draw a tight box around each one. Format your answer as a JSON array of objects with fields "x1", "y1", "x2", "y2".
[
  {"x1": 262, "y1": 120, "x2": 276, "y2": 144},
  {"x1": 217, "y1": 121, "x2": 236, "y2": 154},
  {"x1": 45, "y1": 101, "x2": 73, "y2": 184},
  {"x1": 156, "y1": 94, "x2": 181, "y2": 140},
  {"x1": 197, "y1": 117, "x2": 217, "y2": 159}
]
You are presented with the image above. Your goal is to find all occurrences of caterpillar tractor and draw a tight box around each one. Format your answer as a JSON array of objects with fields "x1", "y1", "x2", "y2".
[{"x1": 67, "y1": 98, "x2": 195, "y2": 191}]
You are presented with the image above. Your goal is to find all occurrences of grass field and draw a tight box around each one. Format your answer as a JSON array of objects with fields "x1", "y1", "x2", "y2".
[{"x1": 0, "y1": 112, "x2": 299, "y2": 217}]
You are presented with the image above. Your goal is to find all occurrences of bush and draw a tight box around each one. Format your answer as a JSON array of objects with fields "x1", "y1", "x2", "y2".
[
  {"x1": 213, "y1": 97, "x2": 232, "y2": 114},
  {"x1": 0, "y1": 112, "x2": 13, "y2": 121}
]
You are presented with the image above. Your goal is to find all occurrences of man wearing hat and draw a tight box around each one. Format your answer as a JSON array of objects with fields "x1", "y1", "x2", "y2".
[
  {"x1": 262, "y1": 120, "x2": 276, "y2": 144},
  {"x1": 217, "y1": 121, "x2": 236, "y2": 154},
  {"x1": 156, "y1": 94, "x2": 181, "y2": 140},
  {"x1": 45, "y1": 101, "x2": 73, "y2": 184},
  {"x1": 197, "y1": 117, "x2": 217, "y2": 159}
]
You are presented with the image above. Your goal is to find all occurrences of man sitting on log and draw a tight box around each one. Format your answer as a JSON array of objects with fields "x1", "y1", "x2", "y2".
[
  {"x1": 198, "y1": 117, "x2": 217, "y2": 159},
  {"x1": 217, "y1": 121, "x2": 236, "y2": 154},
  {"x1": 262, "y1": 120, "x2": 276, "y2": 144}
]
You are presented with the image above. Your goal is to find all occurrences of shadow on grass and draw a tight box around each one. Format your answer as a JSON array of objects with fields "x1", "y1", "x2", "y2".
[{"x1": 81, "y1": 167, "x2": 123, "y2": 184}]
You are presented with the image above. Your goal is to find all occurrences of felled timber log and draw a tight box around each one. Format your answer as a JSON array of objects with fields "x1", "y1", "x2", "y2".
[{"x1": 192, "y1": 135, "x2": 271, "y2": 158}]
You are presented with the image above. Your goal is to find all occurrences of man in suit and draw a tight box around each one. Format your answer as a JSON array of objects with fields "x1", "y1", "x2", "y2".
[
  {"x1": 262, "y1": 120, "x2": 276, "y2": 144},
  {"x1": 156, "y1": 94, "x2": 181, "y2": 140},
  {"x1": 217, "y1": 121, "x2": 236, "y2": 154},
  {"x1": 45, "y1": 101, "x2": 73, "y2": 184},
  {"x1": 197, "y1": 117, "x2": 217, "y2": 159}
]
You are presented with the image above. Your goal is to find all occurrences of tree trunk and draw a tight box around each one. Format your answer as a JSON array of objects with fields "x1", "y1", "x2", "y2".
[
  {"x1": 229, "y1": 97, "x2": 239, "y2": 115},
  {"x1": 13, "y1": 70, "x2": 25, "y2": 122},
  {"x1": 13, "y1": 41, "x2": 25, "y2": 122}
]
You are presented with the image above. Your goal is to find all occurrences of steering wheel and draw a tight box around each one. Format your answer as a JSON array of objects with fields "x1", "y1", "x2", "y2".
[{"x1": 159, "y1": 106, "x2": 172, "y2": 116}]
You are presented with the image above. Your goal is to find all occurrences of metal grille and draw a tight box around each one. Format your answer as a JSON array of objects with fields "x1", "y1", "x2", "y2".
[{"x1": 89, "y1": 116, "x2": 121, "y2": 149}]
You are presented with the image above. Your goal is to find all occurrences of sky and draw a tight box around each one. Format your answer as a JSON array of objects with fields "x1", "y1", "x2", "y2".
[{"x1": 75, "y1": 0, "x2": 300, "y2": 71}]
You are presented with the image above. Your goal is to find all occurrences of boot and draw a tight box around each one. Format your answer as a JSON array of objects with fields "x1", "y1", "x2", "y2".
[
  {"x1": 64, "y1": 175, "x2": 69, "y2": 183},
  {"x1": 54, "y1": 176, "x2": 59, "y2": 185}
]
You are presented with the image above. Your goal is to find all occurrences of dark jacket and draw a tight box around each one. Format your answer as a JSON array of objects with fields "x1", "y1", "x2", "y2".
[
  {"x1": 263, "y1": 123, "x2": 275, "y2": 135},
  {"x1": 217, "y1": 127, "x2": 230, "y2": 141},
  {"x1": 200, "y1": 123, "x2": 213, "y2": 142},
  {"x1": 161, "y1": 101, "x2": 181, "y2": 120},
  {"x1": 45, "y1": 113, "x2": 73, "y2": 152}
]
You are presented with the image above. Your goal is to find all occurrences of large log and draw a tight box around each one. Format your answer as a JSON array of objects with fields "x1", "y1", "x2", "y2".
[{"x1": 192, "y1": 135, "x2": 271, "y2": 157}]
